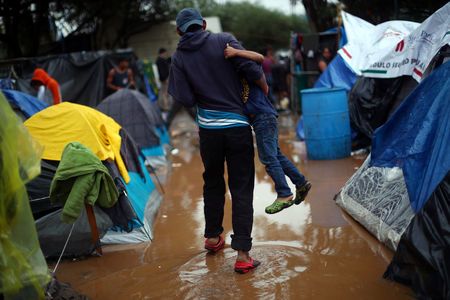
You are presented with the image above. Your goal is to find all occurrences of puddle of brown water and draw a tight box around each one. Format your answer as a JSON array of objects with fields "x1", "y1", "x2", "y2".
[{"x1": 56, "y1": 114, "x2": 413, "y2": 299}]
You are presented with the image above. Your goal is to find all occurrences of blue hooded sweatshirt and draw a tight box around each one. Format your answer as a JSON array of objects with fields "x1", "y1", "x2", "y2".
[{"x1": 168, "y1": 30, "x2": 263, "y2": 129}]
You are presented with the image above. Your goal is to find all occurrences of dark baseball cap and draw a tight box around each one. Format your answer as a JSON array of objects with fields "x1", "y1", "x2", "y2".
[{"x1": 176, "y1": 8, "x2": 204, "y2": 33}]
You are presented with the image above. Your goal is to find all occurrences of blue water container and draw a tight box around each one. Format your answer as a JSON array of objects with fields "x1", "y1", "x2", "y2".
[{"x1": 300, "y1": 87, "x2": 351, "y2": 160}]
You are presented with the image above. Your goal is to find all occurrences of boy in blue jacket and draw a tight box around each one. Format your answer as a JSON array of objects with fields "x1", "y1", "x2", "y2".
[{"x1": 224, "y1": 45, "x2": 311, "y2": 214}]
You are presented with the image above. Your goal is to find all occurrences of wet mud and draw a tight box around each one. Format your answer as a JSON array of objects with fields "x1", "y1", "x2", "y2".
[{"x1": 56, "y1": 113, "x2": 412, "y2": 299}]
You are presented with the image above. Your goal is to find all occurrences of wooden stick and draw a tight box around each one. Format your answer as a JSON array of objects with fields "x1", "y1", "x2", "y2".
[{"x1": 85, "y1": 204, "x2": 103, "y2": 256}]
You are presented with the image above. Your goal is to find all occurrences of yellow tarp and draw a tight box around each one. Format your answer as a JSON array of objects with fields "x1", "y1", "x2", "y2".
[{"x1": 24, "y1": 102, "x2": 130, "y2": 183}]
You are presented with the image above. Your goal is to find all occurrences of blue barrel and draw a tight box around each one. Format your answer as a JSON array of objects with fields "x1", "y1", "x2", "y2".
[{"x1": 300, "y1": 87, "x2": 351, "y2": 160}]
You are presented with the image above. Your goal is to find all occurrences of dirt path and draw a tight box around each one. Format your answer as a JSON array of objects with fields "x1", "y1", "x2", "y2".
[{"x1": 57, "y1": 114, "x2": 412, "y2": 299}]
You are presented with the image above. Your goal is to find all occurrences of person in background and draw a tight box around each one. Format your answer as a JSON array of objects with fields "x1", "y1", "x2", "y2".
[
  {"x1": 30, "y1": 68, "x2": 62, "y2": 105},
  {"x1": 169, "y1": 8, "x2": 266, "y2": 274},
  {"x1": 156, "y1": 48, "x2": 172, "y2": 111},
  {"x1": 318, "y1": 47, "x2": 332, "y2": 73},
  {"x1": 271, "y1": 56, "x2": 291, "y2": 110},
  {"x1": 262, "y1": 46, "x2": 275, "y2": 104},
  {"x1": 107, "y1": 58, "x2": 136, "y2": 92}
]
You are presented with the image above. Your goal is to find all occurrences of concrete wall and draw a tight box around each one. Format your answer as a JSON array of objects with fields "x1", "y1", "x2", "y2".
[{"x1": 128, "y1": 16, "x2": 223, "y2": 62}]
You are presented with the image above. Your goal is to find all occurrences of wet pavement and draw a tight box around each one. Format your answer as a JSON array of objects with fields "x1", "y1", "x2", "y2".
[{"x1": 57, "y1": 113, "x2": 412, "y2": 299}]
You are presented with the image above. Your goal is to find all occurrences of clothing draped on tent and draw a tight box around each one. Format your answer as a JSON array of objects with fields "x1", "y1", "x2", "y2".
[
  {"x1": 50, "y1": 142, "x2": 119, "y2": 223},
  {"x1": 24, "y1": 102, "x2": 130, "y2": 183}
]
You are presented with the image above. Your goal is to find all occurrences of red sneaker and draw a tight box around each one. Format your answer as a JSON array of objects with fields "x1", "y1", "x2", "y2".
[
  {"x1": 234, "y1": 258, "x2": 261, "y2": 274},
  {"x1": 204, "y1": 235, "x2": 225, "y2": 253}
]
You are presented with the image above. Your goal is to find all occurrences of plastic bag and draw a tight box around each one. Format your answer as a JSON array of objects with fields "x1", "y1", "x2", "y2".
[{"x1": 0, "y1": 91, "x2": 50, "y2": 299}]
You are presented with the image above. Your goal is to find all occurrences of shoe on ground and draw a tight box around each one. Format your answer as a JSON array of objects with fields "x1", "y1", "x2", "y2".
[
  {"x1": 204, "y1": 235, "x2": 225, "y2": 253},
  {"x1": 294, "y1": 181, "x2": 312, "y2": 205},
  {"x1": 234, "y1": 258, "x2": 261, "y2": 274}
]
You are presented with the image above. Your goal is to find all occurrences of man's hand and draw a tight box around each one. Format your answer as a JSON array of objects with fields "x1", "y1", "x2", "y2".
[{"x1": 224, "y1": 43, "x2": 240, "y2": 59}]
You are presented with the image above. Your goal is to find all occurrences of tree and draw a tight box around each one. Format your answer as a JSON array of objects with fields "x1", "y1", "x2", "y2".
[
  {"x1": 0, "y1": 0, "x2": 174, "y2": 59},
  {"x1": 207, "y1": 2, "x2": 310, "y2": 51},
  {"x1": 301, "y1": 0, "x2": 337, "y2": 32}
]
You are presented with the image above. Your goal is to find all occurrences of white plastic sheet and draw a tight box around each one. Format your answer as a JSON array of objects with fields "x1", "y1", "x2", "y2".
[
  {"x1": 339, "y1": 3, "x2": 450, "y2": 81},
  {"x1": 336, "y1": 156, "x2": 415, "y2": 250}
]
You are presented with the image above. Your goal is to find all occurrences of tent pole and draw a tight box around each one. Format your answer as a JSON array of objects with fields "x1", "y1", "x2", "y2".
[{"x1": 85, "y1": 204, "x2": 103, "y2": 255}]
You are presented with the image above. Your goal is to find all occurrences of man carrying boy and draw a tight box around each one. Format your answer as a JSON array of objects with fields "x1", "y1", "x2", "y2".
[{"x1": 169, "y1": 8, "x2": 268, "y2": 274}]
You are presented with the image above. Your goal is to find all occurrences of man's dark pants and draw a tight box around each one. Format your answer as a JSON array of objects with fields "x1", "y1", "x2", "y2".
[{"x1": 199, "y1": 126, "x2": 255, "y2": 252}]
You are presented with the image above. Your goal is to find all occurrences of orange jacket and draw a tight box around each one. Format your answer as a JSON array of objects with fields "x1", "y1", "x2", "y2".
[{"x1": 31, "y1": 68, "x2": 62, "y2": 105}]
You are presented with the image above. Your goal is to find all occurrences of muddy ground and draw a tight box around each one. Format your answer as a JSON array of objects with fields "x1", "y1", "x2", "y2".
[{"x1": 57, "y1": 113, "x2": 412, "y2": 299}]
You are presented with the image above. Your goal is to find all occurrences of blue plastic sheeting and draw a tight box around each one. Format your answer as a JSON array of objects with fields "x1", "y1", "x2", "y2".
[
  {"x1": 155, "y1": 126, "x2": 170, "y2": 146},
  {"x1": 142, "y1": 146, "x2": 165, "y2": 157},
  {"x1": 125, "y1": 157, "x2": 156, "y2": 226},
  {"x1": 314, "y1": 54, "x2": 356, "y2": 91},
  {"x1": 370, "y1": 61, "x2": 450, "y2": 212},
  {"x1": 296, "y1": 116, "x2": 305, "y2": 141},
  {"x1": 144, "y1": 74, "x2": 158, "y2": 102},
  {"x1": 322, "y1": 27, "x2": 347, "y2": 49},
  {"x1": 2, "y1": 89, "x2": 48, "y2": 118}
]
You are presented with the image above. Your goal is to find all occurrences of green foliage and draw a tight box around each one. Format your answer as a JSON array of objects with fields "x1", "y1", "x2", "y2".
[
  {"x1": 302, "y1": 0, "x2": 337, "y2": 32},
  {"x1": 205, "y1": 2, "x2": 309, "y2": 51}
]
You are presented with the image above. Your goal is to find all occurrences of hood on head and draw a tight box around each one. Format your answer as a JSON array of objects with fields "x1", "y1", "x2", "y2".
[
  {"x1": 177, "y1": 31, "x2": 210, "y2": 51},
  {"x1": 31, "y1": 68, "x2": 51, "y2": 85}
]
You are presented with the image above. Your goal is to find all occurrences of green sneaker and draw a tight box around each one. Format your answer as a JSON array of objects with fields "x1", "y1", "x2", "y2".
[
  {"x1": 265, "y1": 198, "x2": 294, "y2": 214},
  {"x1": 294, "y1": 181, "x2": 312, "y2": 205}
]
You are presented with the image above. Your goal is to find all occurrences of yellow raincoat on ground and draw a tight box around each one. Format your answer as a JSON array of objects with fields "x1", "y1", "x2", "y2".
[{"x1": 24, "y1": 102, "x2": 130, "y2": 183}]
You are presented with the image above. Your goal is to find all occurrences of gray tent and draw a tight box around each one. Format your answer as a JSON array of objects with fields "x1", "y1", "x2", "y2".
[{"x1": 97, "y1": 89, "x2": 164, "y2": 149}]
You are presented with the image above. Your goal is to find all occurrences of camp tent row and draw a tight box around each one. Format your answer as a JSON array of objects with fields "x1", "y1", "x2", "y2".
[
  {"x1": 23, "y1": 101, "x2": 164, "y2": 257},
  {"x1": 3, "y1": 84, "x2": 170, "y2": 258},
  {"x1": 313, "y1": 3, "x2": 450, "y2": 298}
]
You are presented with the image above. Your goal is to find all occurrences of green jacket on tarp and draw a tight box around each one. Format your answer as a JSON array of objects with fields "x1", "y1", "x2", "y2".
[{"x1": 50, "y1": 142, "x2": 118, "y2": 223}]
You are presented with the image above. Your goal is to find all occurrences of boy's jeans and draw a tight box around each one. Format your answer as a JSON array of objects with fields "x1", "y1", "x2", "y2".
[{"x1": 252, "y1": 113, "x2": 306, "y2": 198}]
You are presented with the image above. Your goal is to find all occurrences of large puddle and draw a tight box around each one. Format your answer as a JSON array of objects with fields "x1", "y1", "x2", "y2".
[{"x1": 56, "y1": 113, "x2": 412, "y2": 299}]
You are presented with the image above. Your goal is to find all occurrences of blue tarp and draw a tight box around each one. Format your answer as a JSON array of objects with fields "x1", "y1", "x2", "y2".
[
  {"x1": 2, "y1": 89, "x2": 48, "y2": 119},
  {"x1": 313, "y1": 54, "x2": 356, "y2": 91},
  {"x1": 322, "y1": 27, "x2": 347, "y2": 49},
  {"x1": 370, "y1": 61, "x2": 450, "y2": 212},
  {"x1": 125, "y1": 156, "x2": 156, "y2": 227}
]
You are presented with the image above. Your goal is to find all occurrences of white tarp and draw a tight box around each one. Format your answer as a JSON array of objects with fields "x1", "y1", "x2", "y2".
[{"x1": 339, "y1": 3, "x2": 450, "y2": 81}]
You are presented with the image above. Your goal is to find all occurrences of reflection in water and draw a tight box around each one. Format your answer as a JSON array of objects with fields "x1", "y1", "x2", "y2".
[{"x1": 56, "y1": 114, "x2": 412, "y2": 299}]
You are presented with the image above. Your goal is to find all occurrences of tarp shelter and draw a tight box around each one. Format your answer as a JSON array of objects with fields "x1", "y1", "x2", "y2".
[
  {"x1": 97, "y1": 89, "x2": 169, "y2": 158},
  {"x1": 24, "y1": 102, "x2": 130, "y2": 182},
  {"x1": 313, "y1": 54, "x2": 356, "y2": 91},
  {"x1": 339, "y1": 4, "x2": 450, "y2": 81},
  {"x1": 0, "y1": 49, "x2": 149, "y2": 107},
  {"x1": 24, "y1": 103, "x2": 162, "y2": 257},
  {"x1": 2, "y1": 89, "x2": 48, "y2": 120},
  {"x1": 336, "y1": 60, "x2": 450, "y2": 298}
]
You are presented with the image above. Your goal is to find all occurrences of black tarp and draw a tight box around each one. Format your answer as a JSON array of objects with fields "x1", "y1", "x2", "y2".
[
  {"x1": 0, "y1": 49, "x2": 147, "y2": 107},
  {"x1": 97, "y1": 89, "x2": 162, "y2": 148},
  {"x1": 384, "y1": 172, "x2": 450, "y2": 299},
  {"x1": 348, "y1": 75, "x2": 418, "y2": 139},
  {"x1": 36, "y1": 207, "x2": 113, "y2": 258}
]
